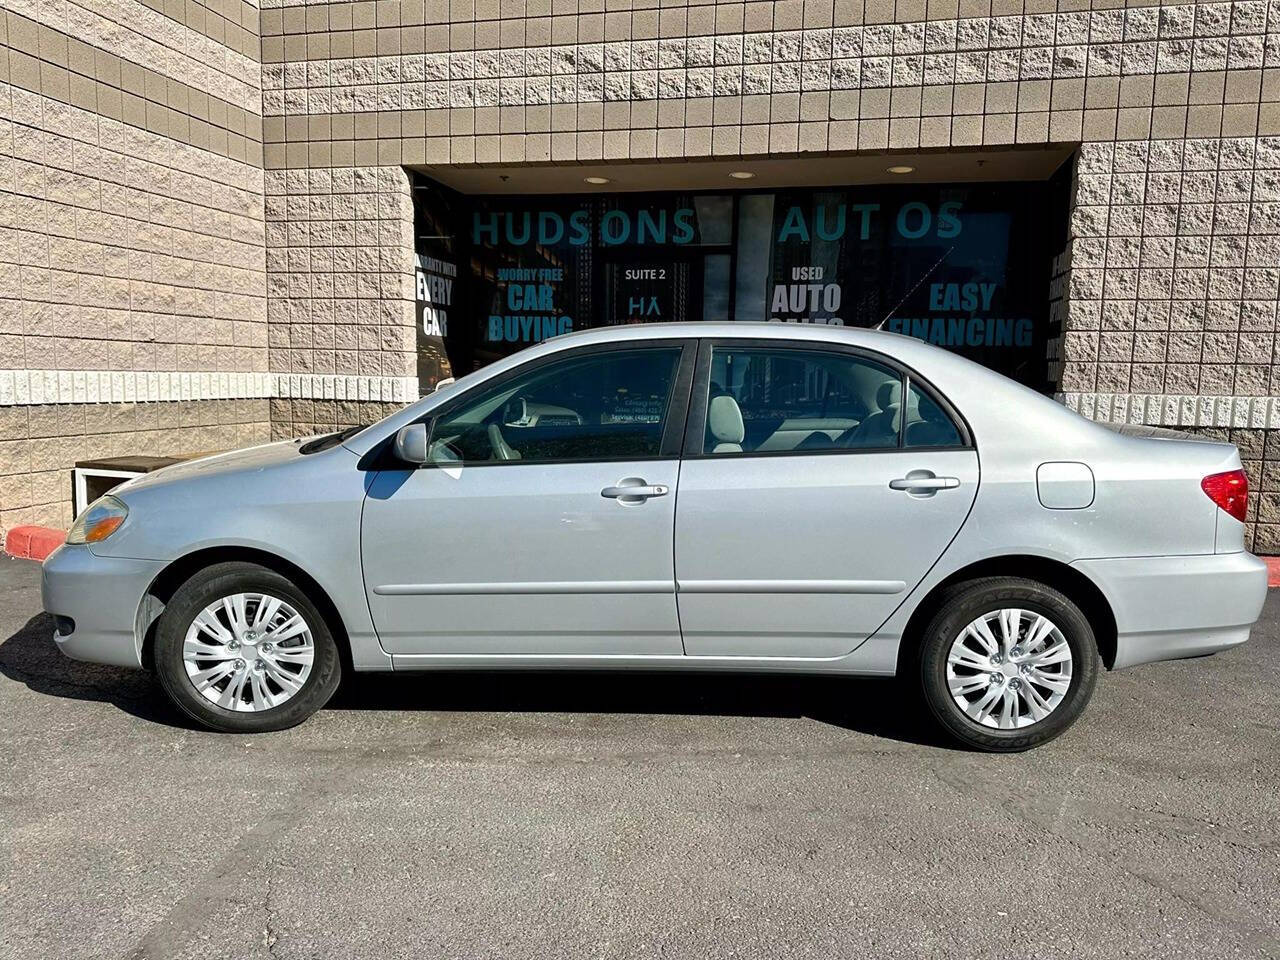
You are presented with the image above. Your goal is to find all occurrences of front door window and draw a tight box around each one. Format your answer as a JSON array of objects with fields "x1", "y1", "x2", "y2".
[{"x1": 428, "y1": 347, "x2": 685, "y2": 464}]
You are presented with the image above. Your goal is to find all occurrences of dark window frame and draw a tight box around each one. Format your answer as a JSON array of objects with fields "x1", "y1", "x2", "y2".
[{"x1": 682, "y1": 337, "x2": 972, "y2": 460}]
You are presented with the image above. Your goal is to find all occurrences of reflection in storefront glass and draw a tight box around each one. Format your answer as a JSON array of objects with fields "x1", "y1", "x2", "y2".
[
  {"x1": 733, "y1": 183, "x2": 1053, "y2": 383},
  {"x1": 702, "y1": 254, "x2": 730, "y2": 321},
  {"x1": 412, "y1": 174, "x2": 1061, "y2": 392},
  {"x1": 693, "y1": 195, "x2": 734, "y2": 246},
  {"x1": 733, "y1": 194, "x2": 774, "y2": 322}
]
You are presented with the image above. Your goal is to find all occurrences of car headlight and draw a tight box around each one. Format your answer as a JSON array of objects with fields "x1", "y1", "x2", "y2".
[{"x1": 67, "y1": 495, "x2": 129, "y2": 544}]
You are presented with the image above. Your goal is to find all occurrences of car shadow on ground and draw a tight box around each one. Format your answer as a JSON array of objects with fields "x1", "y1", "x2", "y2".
[
  {"x1": 1, "y1": 612, "x2": 954, "y2": 748},
  {"x1": 331, "y1": 672, "x2": 953, "y2": 748},
  {"x1": 0, "y1": 613, "x2": 193, "y2": 727}
]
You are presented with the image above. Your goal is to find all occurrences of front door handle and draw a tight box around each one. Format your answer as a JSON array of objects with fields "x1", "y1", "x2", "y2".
[{"x1": 602, "y1": 478, "x2": 670, "y2": 503}]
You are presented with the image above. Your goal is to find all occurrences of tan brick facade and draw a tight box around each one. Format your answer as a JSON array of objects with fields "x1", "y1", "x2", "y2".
[
  {"x1": 6, "y1": 0, "x2": 1280, "y2": 548},
  {"x1": 1, "y1": 0, "x2": 268, "y2": 529},
  {"x1": 263, "y1": 163, "x2": 417, "y2": 438},
  {"x1": 0, "y1": 399, "x2": 268, "y2": 528}
]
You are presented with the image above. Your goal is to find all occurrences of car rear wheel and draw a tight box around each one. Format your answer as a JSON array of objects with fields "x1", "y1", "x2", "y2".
[
  {"x1": 917, "y1": 577, "x2": 1099, "y2": 752},
  {"x1": 153, "y1": 562, "x2": 342, "y2": 733}
]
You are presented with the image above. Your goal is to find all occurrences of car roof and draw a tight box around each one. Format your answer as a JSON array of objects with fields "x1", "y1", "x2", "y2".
[{"x1": 544, "y1": 321, "x2": 913, "y2": 350}]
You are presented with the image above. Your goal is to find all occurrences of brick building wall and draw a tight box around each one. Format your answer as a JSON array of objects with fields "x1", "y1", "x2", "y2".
[
  {"x1": 262, "y1": 163, "x2": 417, "y2": 440},
  {"x1": 0, "y1": 0, "x2": 269, "y2": 529},
  {"x1": 6, "y1": 0, "x2": 1280, "y2": 549},
  {"x1": 1064, "y1": 134, "x2": 1280, "y2": 550}
]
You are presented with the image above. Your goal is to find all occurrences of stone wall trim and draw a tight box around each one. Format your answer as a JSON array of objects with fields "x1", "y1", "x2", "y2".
[
  {"x1": 0, "y1": 370, "x2": 417, "y2": 405},
  {"x1": 1061, "y1": 392, "x2": 1280, "y2": 429}
]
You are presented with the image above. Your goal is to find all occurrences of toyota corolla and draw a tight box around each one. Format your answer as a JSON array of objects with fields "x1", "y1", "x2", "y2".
[{"x1": 41, "y1": 323, "x2": 1268, "y2": 751}]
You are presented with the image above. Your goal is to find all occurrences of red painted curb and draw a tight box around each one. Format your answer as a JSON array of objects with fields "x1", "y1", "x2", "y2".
[
  {"x1": 1265, "y1": 556, "x2": 1280, "y2": 588},
  {"x1": 4, "y1": 525, "x2": 66, "y2": 562}
]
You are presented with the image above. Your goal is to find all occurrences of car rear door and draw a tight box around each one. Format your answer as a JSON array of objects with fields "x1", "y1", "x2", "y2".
[
  {"x1": 361, "y1": 340, "x2": 696, "y2": 659},
  {"x1": 674, "y1": 339, "x2": 978, "y2": 659}
]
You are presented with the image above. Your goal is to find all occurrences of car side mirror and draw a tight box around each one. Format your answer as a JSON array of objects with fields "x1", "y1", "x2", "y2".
[{"x1": 393, "y1": 422, "x2": 429, "y2": 465}]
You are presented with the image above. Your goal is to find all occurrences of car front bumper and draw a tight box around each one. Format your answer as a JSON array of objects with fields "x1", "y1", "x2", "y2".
[
  {"x1": 41, "y1": 544, "x2": 164, "y2": 670},
  {"x1": 1073, "y1": 551, "x2": 1269, "y2": 669}
]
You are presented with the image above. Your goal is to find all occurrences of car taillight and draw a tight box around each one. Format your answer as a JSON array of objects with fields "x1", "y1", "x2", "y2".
[{"x1": 1201, "y1": 469, "x2": 1248, "y2": 523}]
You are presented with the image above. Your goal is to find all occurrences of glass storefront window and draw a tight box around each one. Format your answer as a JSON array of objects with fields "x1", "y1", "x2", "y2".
[
  {"x1": 692, "y1": 195, "x2": 734, "y2": 245},
  {"x1": 413, "y1": 173, "x2": 1062, "y2": 394},
  {"x1": 733, "y1": 194, "x2": 774, "y2": 323},
  {"x1": 702, "y1": 254, "x2": 731, "y2": 321}
]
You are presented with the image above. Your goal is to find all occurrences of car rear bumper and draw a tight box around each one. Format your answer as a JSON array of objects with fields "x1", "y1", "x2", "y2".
[
  {"x1": 1073, "y1": 551, "x2": 1268, "y2": 669},
  {"x1": 41, "y1": 544, "x2": 164, "y2": 670}
]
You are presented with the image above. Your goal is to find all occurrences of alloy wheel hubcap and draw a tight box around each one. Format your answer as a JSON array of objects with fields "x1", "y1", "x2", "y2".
[
  {"x1": 945, "y1": 608, "x2": 1073, "y2": 730},
  {"x1": 182, "y1": 593, "x2": 315, "y2": 712}
]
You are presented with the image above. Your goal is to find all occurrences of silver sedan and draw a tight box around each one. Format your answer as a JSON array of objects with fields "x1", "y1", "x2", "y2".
[{"x1": 42, "y1": 323, "x2": 1268, "y2": 751}]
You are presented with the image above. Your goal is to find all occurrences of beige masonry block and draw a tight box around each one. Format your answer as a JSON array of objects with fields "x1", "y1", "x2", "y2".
[
  {"x1": 741, "y1": 124, "x2": 770, "y2": 154},
  {"x1": 1259, "y1": 103, "x2": 1280, "y2": 136},
  {"x1": 603, "y1": 129, "x2": 629, "y2": 159},
  {"x1": 712, "y1": 125, "x2": 740, "y2": 155},
  {"x1": 857, "y1": 119, "x2": 888, "y2": 149},
  {"x1": 1150, "y1": 106, "x2": 1187, "y2": 139},
  {"x1": 918, "y1": 116, "x2": 950, "y2": 147},
  {"x1": 1049, "y1": 109, "x2": 1083, "y2": 142},
  {"x1": 887, "y1": 118, "x2": 919, "y2": 149},
  {"x1": 983, "y1": 113, "x2": 1015, "y2": 145},
  {"x1": 551, "y1": 132, "x2": 576, "y2": 160},
  {"x1": 524, "y1": 133, "x2": 550, "y2": 162},
  {"x1": 657, "y1": 128, "x2": 684, "y2": 157},
  {"x1": 798, "y1": 122, "x2": 827, "y2": 152},
  {"x1": 629, "y1": 129, "x2": 658, "y2": 158},
  {"x1": 951, "y1": 114, "x2": 982, "y2": 146},
  {"x1": 1, "y1": 81, "x2": 267, "y2": 390},
  {"x1": 828, "y1": 120, "x2": 856, "y2": 150},
  {"x1": 685, "y1": 127, "x2": 712, "y2": 156}
]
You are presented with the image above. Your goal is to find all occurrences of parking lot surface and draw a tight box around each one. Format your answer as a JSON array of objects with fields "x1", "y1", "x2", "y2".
[{"x1": 1, "y1": 554, "x2": 1278, "y2": 960}]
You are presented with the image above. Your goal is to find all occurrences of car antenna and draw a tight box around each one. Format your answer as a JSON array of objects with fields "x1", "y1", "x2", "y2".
[{"x1": 874, "y1": 245, "x2": 955, "y2": 330}]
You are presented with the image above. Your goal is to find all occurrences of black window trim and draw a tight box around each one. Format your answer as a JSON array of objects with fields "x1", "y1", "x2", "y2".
[
  {"x1": 400, "y1": 338, "x2": 699, "y2": 469},
  {"x1": 682, "y1": 337, "x2": 973, "y2": 461}
]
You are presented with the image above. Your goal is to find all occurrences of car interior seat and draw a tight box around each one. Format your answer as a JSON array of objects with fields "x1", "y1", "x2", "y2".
[
  {"x1": 839, "y1": 381, "x2": 903, "y2": 447},
  {"x1": 707, "y1": 394, "x2": 745, "y2": 454}
]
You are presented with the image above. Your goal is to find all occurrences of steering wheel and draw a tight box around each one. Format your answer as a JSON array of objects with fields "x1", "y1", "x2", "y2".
[{"x1": 486, "y1": 423, "x2": 520, "y2": 461}]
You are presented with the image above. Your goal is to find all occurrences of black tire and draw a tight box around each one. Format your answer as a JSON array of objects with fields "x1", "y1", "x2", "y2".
[
  {"x1": 917, "y1": 576, "x2": 1099, "y2": 752},
  {"x1": 154, "y1": 561, "x2": 342, "y2": 733}
]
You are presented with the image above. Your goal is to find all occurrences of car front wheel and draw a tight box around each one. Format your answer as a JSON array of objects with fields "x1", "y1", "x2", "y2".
[
  {"x1": 153, "y1": 561, "x2": 342, "y2": 733},
  {"x1": 917, "y1": 576, "x2": 1099, "y2": 752}
]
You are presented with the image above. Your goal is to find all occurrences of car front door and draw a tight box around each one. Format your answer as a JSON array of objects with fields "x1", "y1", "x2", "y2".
[
  {"x1": 674, "y1": 340, "x2": 979, "y2": 659},
  {"x1": 361, "y1": 341, "x2": 695, "y2": 659}
]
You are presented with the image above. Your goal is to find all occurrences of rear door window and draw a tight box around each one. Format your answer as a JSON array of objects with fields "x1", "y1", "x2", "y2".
[
  {"x1": 702, "y1": 346, "x2": 900, "y2": 454},
  {"x1": 700, "y1": 345, "x2": 964, "y2": 454}
]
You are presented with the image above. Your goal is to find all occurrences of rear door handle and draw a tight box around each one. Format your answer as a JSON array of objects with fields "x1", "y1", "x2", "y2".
[
  {"x1": 889, "y1": 476, "x2": 960, "y2": 491},
  {"x1": 602, "y1": 478, "x2": 669, "y2": 502}
]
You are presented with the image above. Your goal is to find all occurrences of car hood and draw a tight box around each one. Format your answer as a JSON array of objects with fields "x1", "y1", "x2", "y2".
[{"x1": 111, "y1": 439, "x2": 311, "y2": 496}]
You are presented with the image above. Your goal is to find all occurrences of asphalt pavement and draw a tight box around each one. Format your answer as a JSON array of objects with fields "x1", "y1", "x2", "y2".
[{"x1": 1, "y1": 554, "x2": 1277, "y2": 960}]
